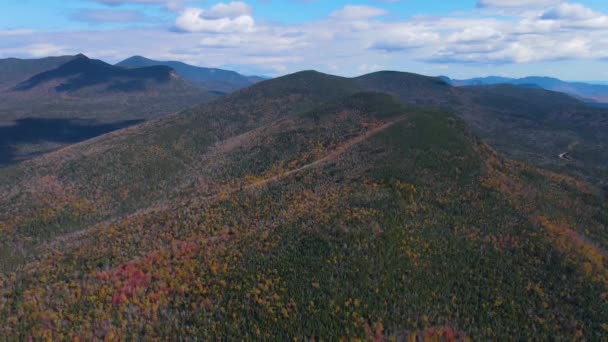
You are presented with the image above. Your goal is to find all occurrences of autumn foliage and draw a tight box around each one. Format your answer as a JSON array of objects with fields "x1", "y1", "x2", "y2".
[{"x1": 0, "y1": 81, "x2": 606, "y2": 340}]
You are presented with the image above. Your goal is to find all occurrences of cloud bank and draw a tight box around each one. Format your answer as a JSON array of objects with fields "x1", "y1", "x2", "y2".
[{"x1": 1, "y1": 1, "x2": 607, "y2": 79}]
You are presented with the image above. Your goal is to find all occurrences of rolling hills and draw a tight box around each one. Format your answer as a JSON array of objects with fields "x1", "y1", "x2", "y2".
[
  {"x1": 0, "y1": 55, "x2": 76, "y2": 91},
  {"x1": 444, "y1": 75, "x2": 608, "y2": 103},
  {"x1": 116, "y1": 56, "x2": 266, "y2": 93},
  {"x1": 350, "y1": 72, "x2": 608, "y2": 188},
  {"x1": 0, "y1": 71, "x2": 606, "y2": 340},
  {"x1": 14, "y1": 54, "x2": 182, "y2": 94},
  {"x1": 0, "y1": 54, "x2": 217, "y2": 166},
  {"x1": 453, "y1": 84, "x2": 608, "y2": 187}
]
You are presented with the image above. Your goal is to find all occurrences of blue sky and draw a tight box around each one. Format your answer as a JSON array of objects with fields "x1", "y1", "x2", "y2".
[
  {"x1": 1, "y1": 0, "x2": 608, "y2": 80},
  {"x1": 2, "y1": 1, "x2": 482, "y2": 29}
]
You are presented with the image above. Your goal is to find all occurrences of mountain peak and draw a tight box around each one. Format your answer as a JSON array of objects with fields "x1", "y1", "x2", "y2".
[
  {"x1": 122, "y1": 55, "x2": 151, "y2": 63},
  {"x1": 116, "y1": 55, "x2": 266, "y2": 92},
  {"x1": 13, "y1": 55, "x2": 180, "y2": 93}
]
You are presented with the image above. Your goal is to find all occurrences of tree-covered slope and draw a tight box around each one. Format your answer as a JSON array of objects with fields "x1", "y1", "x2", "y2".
[
  {"x1": 0, "y1": 55, "x2": 76, "y2": 90},
  {"x1": 454, "y1": 84, "x2": 608, "y2": 186},
  {"x1": 0, "y1": 71, "x2": 363, "y2": 250},
  {"x1": 355, "y1": 71, "x2": 457, "y2": 108},
  {"x1": 0, "y1": 71, "x2": 606, "y2": 340},
  {"x1": 354, "y1": 72, "x2": 608, "y2": 188},
  {"x1": 0, "y1": 55, "x2": 217, "y2": 166}
]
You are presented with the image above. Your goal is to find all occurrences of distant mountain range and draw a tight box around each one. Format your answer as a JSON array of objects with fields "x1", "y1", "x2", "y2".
[
  {"x1": 0, "y1": 55, "x2": 76, "y2": 90},
  {"x1": 13, "y1": 54, "x2": 189, "y2": 94},
  {"x1": 116, "y1": 55, "x2": 266, "y2": 93},
  {"x1": 0, "y1": 54, "x2": 266, "y2": 96},
  {"x1": 442, "y1": 75, "x2": 608, "y2": 103},
  {"x1": 0, "y1": 54, "x2": 229, "y2": 164},
  {"x1": 2, "y1": 55, "x2": 607, "y2": 185},
  {"x1": 0, "y1": 54, "x2": 269, "y2": 165}
]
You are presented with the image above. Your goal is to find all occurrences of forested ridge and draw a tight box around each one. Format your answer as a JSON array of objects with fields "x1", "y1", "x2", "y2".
[{"x1": 0, "y1": 71, "x2": 606, "y2": 340}]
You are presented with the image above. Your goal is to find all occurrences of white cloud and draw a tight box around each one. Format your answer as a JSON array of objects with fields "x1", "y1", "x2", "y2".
[
  {"x1": 330, "y1": 5, "x2": 387, "y2": 20},
  {"x1": 447, "y1": 26, "x2": 503, "y2": 43},
  {"x1": 93, "y1": 0, "x2": 193, "y2": 11},
  {"x1": 477, "y1": 0, "x2": 562, "y2": 8},
  {"x1": 70, "y1": 9, "x2": 150, "y2": 24},
  {"x1": 542, "y1": 3, "x2": 597, "y2": 20},
  {"x1": 96, "y1": 0, "x2": 171, "y2": 4},
  {"x1": 538, "y1": 3, "x2": 608, "y2": 29},
  {"x1": 0, "y1": 29, "x2": 35, "y2": 36},
  {"x1": 174, "y1": 2, "x2": 255, "y2": 33},
  {"x1": 3, "y1": 2, "x2": 608, "y2": 79},
  {"x1": 95, "y1": 0, "x2": 191, "y2": 11},
  {"x1": 203, "y1": 1, "x2": 252, "y2": 19},
  {"x1": 370, "y1": 24, "x2": 439, "y2": 52},
  {"x1": 26, "y1": 43, "x2": 67, "y2": 57}
]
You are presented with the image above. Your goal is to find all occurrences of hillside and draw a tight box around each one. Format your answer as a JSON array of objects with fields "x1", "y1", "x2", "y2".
[
  {"x1": 351, "y1": 72, "x2": 608, "y2": 188},
  {"x1": 0, "y1": 71, "x2": 606, "y2": 340},
  {"x1": 454, "y1": 84, "x2": 608, "y2": 186},
  {"x1": 0, "y1": 55, "x2": 76, "y2": 90},
  {"x1": 356, "y1": 71, "x2": 457, "y2": 108},
  {"x1": 116, "y1": 56, "x2": 265, "y2": 93},
  {"x1": 444, "y1": 75, "x2": 608, "y2": 103},
  {"x1": 353, "y1": 72, "x2": 608, "y2": 187},
  {"x1": 0, "y1": 54, "x2": 217, "y2": 166},
  {"x1": 14, "y1": 54, "x2": 188, "y2": 94}
]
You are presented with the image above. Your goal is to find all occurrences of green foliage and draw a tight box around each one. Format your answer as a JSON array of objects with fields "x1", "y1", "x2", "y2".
[{"x1": 0, "y1": 71, "x2": 606, "y2": 340}]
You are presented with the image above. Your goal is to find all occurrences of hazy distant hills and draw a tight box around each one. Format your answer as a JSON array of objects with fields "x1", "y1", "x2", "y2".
[
  {"x1": 332, "y1": 71, "x2": 608, "y2": 186},
  {"x1": 0, "y1": 55, "x2": 76, "y2": 90},
  {"x1": 443, "y1": 75, "x2": 608, "y2": 103},
  {"x1": 13, "y1": 54, "x2": 192, "y2": 94},
  {"x1": 0, "y1": 70, "x2": 606, "y2": 339},
  {"x1": 0, "y1": 54, "x2": 268, "y2": 166},
  {"x1": 0, "y1": 54, "x2": 220, "y2": 165},
  {"x1": 2, "y1": 58, "x2": 607, "y2": 187},
  {"x1": 116, "y1": 55, "x2": 266, "y2": 93},
  {"x1": 453, "y1": 83, "x2": 608, "y2": 184},
  {"x1": 1, "y1": 53, "x2": 606, "y2": 189}
]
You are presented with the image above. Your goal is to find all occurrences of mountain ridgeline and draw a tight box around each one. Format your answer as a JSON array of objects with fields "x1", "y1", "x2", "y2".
[
  {"x1": 0, "y1": 54, "x2": 246, "y2": 165},
  {"x1": 116, "y1": 55, "x2": 265, "y2": 93},
  {"x1": 443, "y1": 75, "x2": 608, "y2": 103},
  {"x1": 13, "y1": 54, "x2": 185, "y2": 94},
  {"x1": 14, "y1": 55, "x2": 173, "y2": 92},
  {"x1": 0, "y1": 55, "x2": 77, "y2": 90},
  {"x1": 0, "y1": 70, "x2": 606, "y2": 340}
]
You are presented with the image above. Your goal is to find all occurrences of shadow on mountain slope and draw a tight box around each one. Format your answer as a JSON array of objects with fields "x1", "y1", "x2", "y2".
[
  {"x1": 13, "y1": 55, "x2": 173, "y2": 93},
  {"x1": 0, "y1": 118, "x2": 143, "y2": 165}
]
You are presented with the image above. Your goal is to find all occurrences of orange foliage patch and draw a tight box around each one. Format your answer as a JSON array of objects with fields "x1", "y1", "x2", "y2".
[{"x1": 537, "y1": 216, "x2": 608, "y2": 287}]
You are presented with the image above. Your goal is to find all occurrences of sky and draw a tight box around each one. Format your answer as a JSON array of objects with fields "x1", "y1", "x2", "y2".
[{"x1": 1, "y1": 0, "x2": 608, "y2": 80}]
